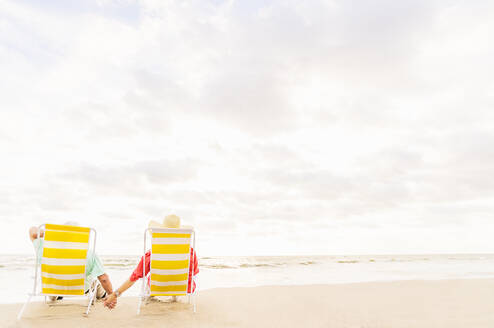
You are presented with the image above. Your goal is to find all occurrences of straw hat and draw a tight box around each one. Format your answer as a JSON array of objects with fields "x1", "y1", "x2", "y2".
[
  {"x1": 148, "y1": 214, "x2": 191, "y2": 229},
  {"x1": 64, "y1": 221, "x2": 79, "y2": 227}
]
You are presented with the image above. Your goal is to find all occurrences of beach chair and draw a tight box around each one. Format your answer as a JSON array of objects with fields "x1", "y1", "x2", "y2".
[
  {"x1": 17, "y1": 223, "x2": 98, "y2": 319},
  {"x1": 137, "y1": 227, "x2": 196, "y2": 314}
]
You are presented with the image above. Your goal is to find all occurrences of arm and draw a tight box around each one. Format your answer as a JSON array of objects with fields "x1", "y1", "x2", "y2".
[
  {"x1": 97, "y1": 273, "x2": 113, "y2": 296},
  {"x1": 29, "y1": 226, "x2": 44, "y2": 241},
  {"x1": 104, "y1": 252, "x2": 149, "y2": 309},
  {"x1": 104, "y1": 278, "x2": 136, "y2": 309}
]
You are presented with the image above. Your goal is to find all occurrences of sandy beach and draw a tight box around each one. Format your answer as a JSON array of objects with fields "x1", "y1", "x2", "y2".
[{"x1": 3, "y1": 279, "x2": 494, "y2": 328}]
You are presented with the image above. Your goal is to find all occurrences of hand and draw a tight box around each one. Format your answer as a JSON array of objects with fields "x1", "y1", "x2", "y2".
[
  {"x1": 107, "y1": 298, "x2": 117, "y2": 309},
  {"x1": 104, "y1": 293, "x2": 117, "y2": 309}
]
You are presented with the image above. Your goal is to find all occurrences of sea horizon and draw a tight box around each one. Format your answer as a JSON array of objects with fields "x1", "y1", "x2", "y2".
[{"x1": 3, "y1": 253, "x2": 494, "y2": 304}]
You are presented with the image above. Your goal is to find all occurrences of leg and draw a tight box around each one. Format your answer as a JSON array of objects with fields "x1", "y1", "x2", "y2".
[
  {"x1": 49, "y1": 296, "x2": 63, "y2": 302},
  {"x1": 95, "y1": 281, "x2": 106, "y2": 300}
]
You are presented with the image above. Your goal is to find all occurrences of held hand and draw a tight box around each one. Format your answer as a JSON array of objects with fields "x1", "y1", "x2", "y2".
[
  {"x1": 104, "y1": 294, "x2": 117, "y2": 309},
  {"x1": 108, "y1": 298, "x2": 117, "y2": 309},
  {"x1": 105, "y1": 299, "x2": 116, "y2": 309}
]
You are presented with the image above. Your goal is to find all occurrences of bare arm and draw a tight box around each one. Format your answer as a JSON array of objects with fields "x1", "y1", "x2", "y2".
[
  {"x1": 104, "y1": 278, "x2": 136, "y2": 309},
  {"x1": 29, "y1": 226, "x2": 44, "y2": 241},
  {"x1": 97, "y1": 273, "x2": 113, "y2": 296}
]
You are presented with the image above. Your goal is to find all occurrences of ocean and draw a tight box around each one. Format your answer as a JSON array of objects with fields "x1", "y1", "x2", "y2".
[{"x1": 2, "y1": 254, "x2": 494, "y2": 304}]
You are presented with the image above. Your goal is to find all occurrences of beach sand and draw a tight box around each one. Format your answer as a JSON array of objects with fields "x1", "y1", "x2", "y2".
[{"x1": 4, "y1": 279, "x2": 494, "y2": 327}]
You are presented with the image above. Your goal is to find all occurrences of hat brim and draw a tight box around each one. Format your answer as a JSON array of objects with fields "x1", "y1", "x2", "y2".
[{"x1": 148, "y1": 220, "x2": 192, "y2": 229}]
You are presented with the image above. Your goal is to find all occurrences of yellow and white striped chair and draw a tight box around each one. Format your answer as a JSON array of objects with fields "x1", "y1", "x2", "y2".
[
  {"x1": 18, "y1": 223, "x2": 98, "y2": 319},
  {"x1": 137, "y1": 227, "x2": 196, "y2": 314}
]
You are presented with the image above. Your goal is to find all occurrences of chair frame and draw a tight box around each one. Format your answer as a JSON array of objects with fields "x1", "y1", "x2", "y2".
[
  {"x1": 137, "y1": 227, "x2": 197, "y2": 315},
  {"x1": 17, "y1": 224, "x2": 98, "y2": 319}
]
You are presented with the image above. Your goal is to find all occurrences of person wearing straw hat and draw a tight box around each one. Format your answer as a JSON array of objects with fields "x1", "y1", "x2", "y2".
[{"x1": 104, "y1": 214, "x2": 199, "y2": 309}]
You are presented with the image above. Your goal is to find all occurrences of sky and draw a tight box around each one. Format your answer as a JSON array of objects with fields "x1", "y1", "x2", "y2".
[{"x1": 1, "y1": 0, "x2": 494, "y2": 256}]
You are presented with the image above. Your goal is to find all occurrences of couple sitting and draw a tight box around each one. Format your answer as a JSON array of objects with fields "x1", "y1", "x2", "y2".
[{"x1": 29, "y1": 214, "x2": 198, "y2": 308}]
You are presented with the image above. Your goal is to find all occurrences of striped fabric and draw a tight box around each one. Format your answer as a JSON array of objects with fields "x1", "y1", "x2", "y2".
[
  {"x1": 41, "y1": 224, "x2": 90, "y2": 296},
  {"x1": 149, "y1": 228, "x2": 192, "y2": 296}
]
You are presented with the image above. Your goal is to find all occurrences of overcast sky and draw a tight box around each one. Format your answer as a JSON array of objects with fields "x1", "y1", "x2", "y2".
[{"x1": 1, "y1": 0, "x2": 493, "y2": 256}]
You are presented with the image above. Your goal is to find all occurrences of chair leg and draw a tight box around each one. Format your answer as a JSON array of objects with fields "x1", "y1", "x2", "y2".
[
  {"x1": 187, "y1": 295, "x2": 191, "y2": 304},
  {"x1": 137, "y1": 297, "x2": 143, "y2": 315},
  {"x1": 85, "y1": 283, "x2": 97, "y2": 315},
  {"x1": 17, "y1": 295, "x2": 32, "y2": 320},
  {"x1": 137, "y1": 281, "x2": 150, "y2": 315},
  {"x1": 193, "y1": 294, "x2": 196, "y2": 313}
]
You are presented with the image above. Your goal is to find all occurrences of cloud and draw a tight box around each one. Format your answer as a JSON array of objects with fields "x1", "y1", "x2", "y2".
[
  {"x1": 1, "y1": 0, "x2": 494, "y2": 255},
  {"x1": 68, "y1": 159, "x2": 199, "y2": 187}
]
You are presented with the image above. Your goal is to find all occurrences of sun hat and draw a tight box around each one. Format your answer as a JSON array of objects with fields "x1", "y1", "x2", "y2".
[
  {"x1": 148, "y1": 214, "x2": 191, "y2": 229},
  {"x1": 63, "y1": 221, "x2": 80, "y2": 226}
]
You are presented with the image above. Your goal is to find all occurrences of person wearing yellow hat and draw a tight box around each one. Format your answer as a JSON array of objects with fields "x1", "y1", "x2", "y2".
[{"x1": 104, "y1": 215, "x2": 199, "y2": 309}]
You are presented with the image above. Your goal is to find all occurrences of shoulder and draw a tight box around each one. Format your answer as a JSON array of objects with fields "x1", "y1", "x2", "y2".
[
  {"x1": 32, "y1": 238, "x2": 43, "y2": 248},
  {"x1": 87, "y1": 252, "x2": 105, "y2": 275},
  {"x1": 86, "y1": 251, "x2": 102, "y2": 267},
  {"x1": 90, "y1": 251, "x2": 102, "y2": 262}
]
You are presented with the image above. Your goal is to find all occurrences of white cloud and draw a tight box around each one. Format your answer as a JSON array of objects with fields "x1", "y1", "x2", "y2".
[{"x1": 1, "y1": 0, "x2": 494, "y2": 255}]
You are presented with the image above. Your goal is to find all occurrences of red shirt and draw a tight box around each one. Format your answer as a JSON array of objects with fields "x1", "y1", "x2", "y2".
[{"x1": 130, "y1": 248, "x2": 199, "y2": 293}]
